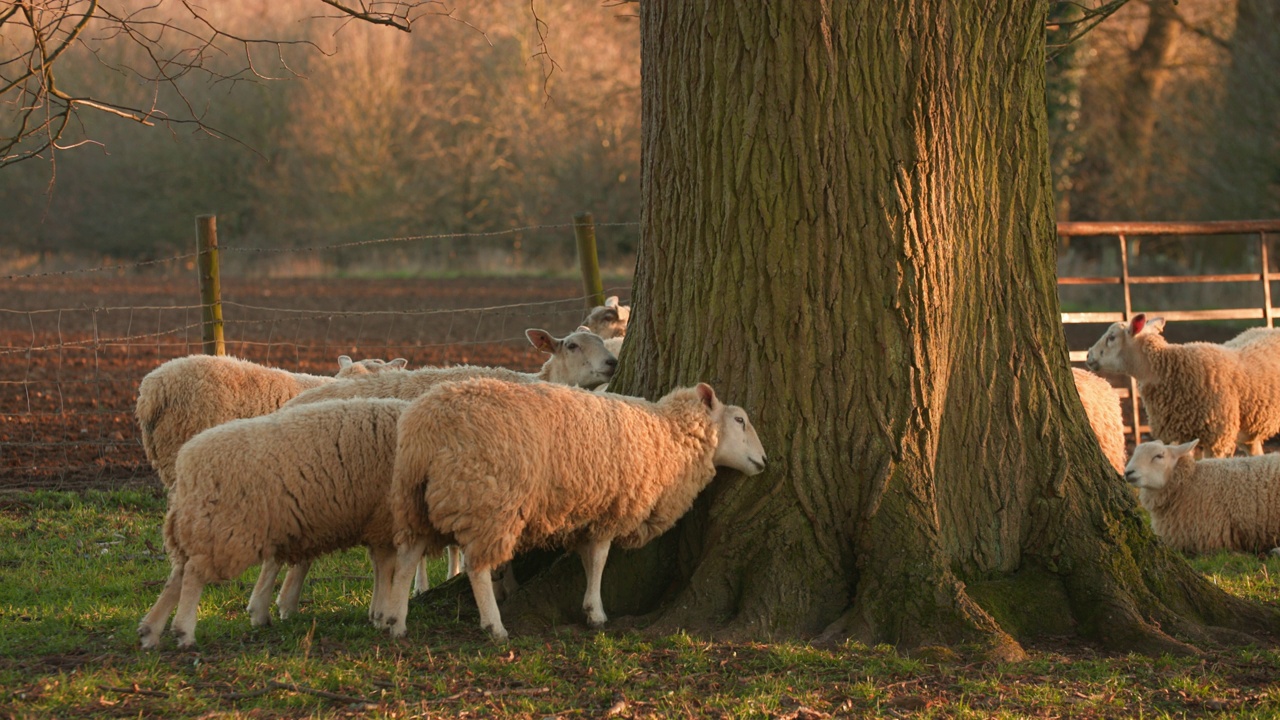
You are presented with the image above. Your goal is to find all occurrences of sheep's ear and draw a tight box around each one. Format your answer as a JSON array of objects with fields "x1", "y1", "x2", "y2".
[
  {"x1": 1147, "y1": 317, "x2": 1166, "y2": 334},
  {"x1": 575, "y1": 325, "x2": 592, "y2": 334},
  {"x1": 338, "y1": 355, "x2": 353, "y2": 368},
  {"x1": 605, "y1": 296, "x2": 620, "y2": 308},
  {"x1": 388, "y1": 358, "x2": 409, "y2": 368},
  {"x1": 1129, "y1": 314, "x2": 1146, "y2": 335},
  {"x1": 695, "y1": 383, "x2": 719, "y2": 411},
  {"x1": 526, "y1": 329, "x2": 558, "y2": 353},
  {"x1": 1172, "y1": 439, "x2": 1199, "y2": 457}
]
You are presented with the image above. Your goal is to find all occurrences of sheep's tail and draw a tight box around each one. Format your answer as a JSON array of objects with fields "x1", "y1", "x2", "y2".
[{"x1": 390, "y1": 436, "x2": 434, "y2": 549}]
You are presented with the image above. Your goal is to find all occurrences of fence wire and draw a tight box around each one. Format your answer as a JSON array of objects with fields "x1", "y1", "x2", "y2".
[{"x1": 1, "y1": 221, "x2": 637, "y2": 490}]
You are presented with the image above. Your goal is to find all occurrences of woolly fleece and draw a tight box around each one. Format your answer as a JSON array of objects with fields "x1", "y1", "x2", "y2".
[
  {"x1": 1072, "y1": 368, "x2": 1126, "y2": 473},
  {"x1": 1126, "y1": 440, "x2": 1280, "y2": 554},
  {"x1": 135, "y1": 354, "x2": 402, "y2": 487}
]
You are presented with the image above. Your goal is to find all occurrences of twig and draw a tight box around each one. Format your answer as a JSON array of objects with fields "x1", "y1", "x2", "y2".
[
  {"x1": 98, "y1": 684, "x2": 169, "y2": 698},
  {"x1": 219, "y1": 686, "x2": 276, "y2": 700},
  {"x1": 268, "y1": 680, "x2": 372, "y2": 705}
]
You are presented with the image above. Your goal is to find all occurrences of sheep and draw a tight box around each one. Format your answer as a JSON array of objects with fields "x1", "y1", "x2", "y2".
[
  {"x1": 582, "y1": 296, "x2": 630, "y2": 339},
  {"x1": 1085, "y1": 314, "x2": 1280, "y2": 458},
  {"x1": 137, "y1": 397, "x2": 410, "y2": 649},
  {"x1": 1124, "y1": 439, "x2": 1280, "y2": 555},
  {"x1": 1072, "y1": 367, "x2": 1127, "y2": 474},
  {"x1": 378, "y1": 378, "x2": 768, "y2": 641},
  {"x1": 283, "y1": 328, "x2": 616, "y2": 409},
  {"x1": 272, "y1": 327, "x2": 617, "y2": 605},
  {"x1": 135, "y1": 353, "x2": 407, "y2": 488}
]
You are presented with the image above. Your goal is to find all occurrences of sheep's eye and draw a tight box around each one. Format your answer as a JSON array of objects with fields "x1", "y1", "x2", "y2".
[
  {"x1": 735, "y1": 416, "x2": 745, "y2": 426},
  {"x1": 1154, "y1": 454, "x2": 1164, "y2": 460},
  {"x1": 566, "y1": 342, "x2": 578, "y2": 351}
]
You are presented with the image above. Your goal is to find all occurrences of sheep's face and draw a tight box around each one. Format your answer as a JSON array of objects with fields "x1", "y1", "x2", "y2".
[
  {"x1": 526, "y1": 328, "x2": 618, "y2": 389},
  {"x1": 336, "y1": 356, "x2": 410, "y2": 377},
  {"x1": 1124, "y1": 439, "x2": 1198, "y2": 490},
  {"x1": 697, "y1": 384, "x2": 767, "y2": 476},
  {"x1": 582, "y1": 296, "x2": 631, "y2": 340},
  {"x1": 1085, "y1": 313, "x2": 1165, "y2": 374}
]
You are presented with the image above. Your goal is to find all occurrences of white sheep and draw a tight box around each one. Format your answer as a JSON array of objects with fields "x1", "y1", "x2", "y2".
[
  {"x1": 1085, "y1": 315, "x2": 1280, "y2": 458},
  {"x1": 1124, "y1": 439, "x2": 1280, "y2": 554},
  {"x1": 272, "y1": 327, "x2": 617, "y2": 605},
  {"x1": 1072, "y1": 367, "x2": 1127, "y2": 474},
  {"x1": 135, "y1": 353, "x2": 407, "y2": 487},
  {"x1": 582, "y1": 296, "x2": 630, "y2": 339},
  {"x1": 378, "y1": 378, "x2": 768, "y2": 641},
  {"x1": 137, "y1": 397, "x2": 410, "y2": 649}
]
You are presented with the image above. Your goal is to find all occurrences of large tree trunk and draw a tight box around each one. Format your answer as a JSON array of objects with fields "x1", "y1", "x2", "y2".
[{"x1": 499, "y1": 0, "x2": 1280, "y2": 656}]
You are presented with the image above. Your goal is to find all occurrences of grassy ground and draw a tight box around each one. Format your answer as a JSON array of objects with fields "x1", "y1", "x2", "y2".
[{"x1": 3, "y1": 490, "x2": 1280, "y2": 719}]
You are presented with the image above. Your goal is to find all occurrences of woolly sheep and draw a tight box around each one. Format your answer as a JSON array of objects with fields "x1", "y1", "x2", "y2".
[
  {"x1": 275, "y1": 327, "x2": 616, "y2": 602},
  {"x1": 1086, "y1": 315, "x2": 1280, "y2": 458},
  {"x1": 378, "y1": 378, "x2": 768, "y2": 640},
  {"x1": 137, "y1": 398, "x2": 410, "y2": 649},
  {"x1": 135, "y1": 353, "x2": 407, "y2": 488},
  {"x1": 284, "y1": 328, "x2": 616, "y2": 409},
  {"x1": 582, "y1": 296, "x2": 630, "y2": 339},
  {"x1": 1124, "y1": 439, "x2": 1280, "y2": 554},
  {"x1": 1072, "y1": 368, "x2": 1126, "y2": 474}
]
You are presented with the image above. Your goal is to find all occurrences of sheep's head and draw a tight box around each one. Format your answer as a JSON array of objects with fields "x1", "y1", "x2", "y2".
[
  {"x1": 1124, "y1": 439, "x2": 1198, "y2": 490},
  {"x1": 698, "y1": 383, "x2": 767, "y2": 476},
  {"x1": 526, "y1": 327, "x2": 617, "y2": 389},
  {"x1": 582, "y1": 296, "x2": 631, "y2": 340},
  {"x1": 1085, "y1": 313, "x2": 1165, "y2": 374},
  {"x1": 336, "y1": 356, "x2": 409, "y2": 377}
]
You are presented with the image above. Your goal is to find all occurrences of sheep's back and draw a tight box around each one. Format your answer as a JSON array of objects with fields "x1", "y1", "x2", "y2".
[
  {"x1": 286, "y1": 365, "x2": 534, "y2": 407},
  {"x1": 1071, "y1": 368, "x2": 1126, "y2": 473},
  {"x1": 1141, "y1": 343, "x2": 1243, "y2": 457},
  {"x1": 167, "y1": 398, "x2": 407, "y2": 578}
]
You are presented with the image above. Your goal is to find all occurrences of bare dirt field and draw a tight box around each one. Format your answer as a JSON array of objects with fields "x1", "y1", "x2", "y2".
[{"x1": 0, "y1": 274, "x2": 628, "y2": 490}]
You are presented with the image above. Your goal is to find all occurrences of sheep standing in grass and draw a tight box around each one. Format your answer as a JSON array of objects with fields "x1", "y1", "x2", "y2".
[
  {"x1": 379, "y1": 378, "x2": 767, "y2": 641},
  {"x1": 1124, "y1": 439, "x2": 1280, "y2": 554},
  {"x1": 135, "y1": 354, "x2": 407, "y2": 487},
  {"x1": 582, "y1": 296, "x2": 629, "y2": 339},
  {"x1": 1086, "y1": 315, "x2": 1280, "y2": 458},
  {"x1": 137, "y1": 398, "x2": 409, "y2": 649},
  {"x1": 1072, "y1": 368, "x2": 1127, "y2": 474},
  {"x1": 274, "y1": 327, "x2": 617, "y2": 603}
]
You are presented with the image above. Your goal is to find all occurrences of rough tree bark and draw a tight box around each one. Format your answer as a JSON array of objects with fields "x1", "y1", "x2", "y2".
[{"x1": 498, "y1": 1, "x2": 1280, "y2": 656}]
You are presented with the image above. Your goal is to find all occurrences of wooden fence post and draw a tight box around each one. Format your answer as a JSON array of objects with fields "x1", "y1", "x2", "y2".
[
  {"x1": 574, "y1": 212, "x2": 605, "y2": 310},
  {"x1": 196, "y1": 215, "x2": 226, "y2": 356}
]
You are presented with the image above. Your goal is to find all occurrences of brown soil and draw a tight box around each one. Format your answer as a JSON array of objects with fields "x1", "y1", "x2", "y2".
[{"x1": 0, "y1": 274, "x2": 630, "y2": 491}]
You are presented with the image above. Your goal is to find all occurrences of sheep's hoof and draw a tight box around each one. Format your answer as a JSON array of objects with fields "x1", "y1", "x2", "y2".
[
  {"x1": 138, "y1": 625, "x2": 159, "y2": 650},
  {"x1": 174, "y1": 631, "x2": 195, "y2": 649},
  {"x1": 484, "y1": 624, "x2": 509, "y2": 643},
  {"x1": 584, "y1": 606, "x2": 607, "y2": 628},
  {"x1": 249, "y1": 614, "x2": 272, "y2": 628}
]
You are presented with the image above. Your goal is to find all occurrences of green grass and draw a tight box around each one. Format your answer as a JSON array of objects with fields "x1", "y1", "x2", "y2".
[{"x1": 3, "y1": 490, "x2": 1280, "y2": 718}]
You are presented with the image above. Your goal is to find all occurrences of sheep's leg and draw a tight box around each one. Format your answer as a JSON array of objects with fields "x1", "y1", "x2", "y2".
[
  {"x1": 413, "y1": 557, "x2": 430, "y2": 595},
  {"x1": 577, "y1": 538, "x2": 612, "y2": 628},
  {"x1": 368, "y1": 545, "x2": 397, "y2": 626},
  {"x1": 171, "y1": 559, "x2": 207, "y2": 648},
  {"x1": 490, "y1": 562, "x2": 519, "y2": 603},
  {"x1": 447, "y1": 546, "x2": 464, "y2": 578},
  {"x1": 468, "y1": 566, "x2": 508, "y2": 642},
  {"x1": 383, "y1": 538, "x2": 428, "y2": 638},
  {"x1": 247, "y1": 557, "x2": 282, "y2": 627},
  {"x1": 139, "y1": 562, "x2": 184, "y2": 649},
  {"x1": 276, "y1": 559, "x2": 311, "y2": 620}
]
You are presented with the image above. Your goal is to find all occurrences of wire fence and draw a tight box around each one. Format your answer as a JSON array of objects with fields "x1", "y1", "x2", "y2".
[{"x1": 0, "y1": 221, "x2": 638, "y2": 490}]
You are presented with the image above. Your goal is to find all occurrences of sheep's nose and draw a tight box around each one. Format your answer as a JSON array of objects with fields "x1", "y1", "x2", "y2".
[
  {"x1": 605, "y1": 357, "x2": 618, "y2": 368},
  {"x1": 1124, "y1": 471, "x2": 1137, "y2": 484},
  {"x1": 1085, "y1": 357, "x2": 1099, "y2": 371}
]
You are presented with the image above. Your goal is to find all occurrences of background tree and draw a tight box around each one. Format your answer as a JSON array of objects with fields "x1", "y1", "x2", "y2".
[{"x1": 497, "y1": 0, "x2": 1280, "y2": 656}]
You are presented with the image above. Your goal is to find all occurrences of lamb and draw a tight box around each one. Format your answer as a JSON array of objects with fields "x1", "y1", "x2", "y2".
[
  {"x1": 137, "y1": 397, "x2": 410, "y2": 649},
  {"x1": 582, "y1": 296, "x2": 630, "y2": 339},
  {"x1": 283, "y1": 328, "x2": 616, "y2": 409},
  {"x1": 1072, "y1": 367, "x2": 1127, "y2": 474},
  {"x1": 1085, "y1": 315, "x2": 1280, "y2": 458},
  {"x1": 1124, "y1": 439, "x2": 1280, "y2": 554},
  {"x1": 378, "y1": 378, "x2": 768, "y2": 640},
  {"x1": 135, "y1": 353, "x2": 408, "y2": 487}
]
